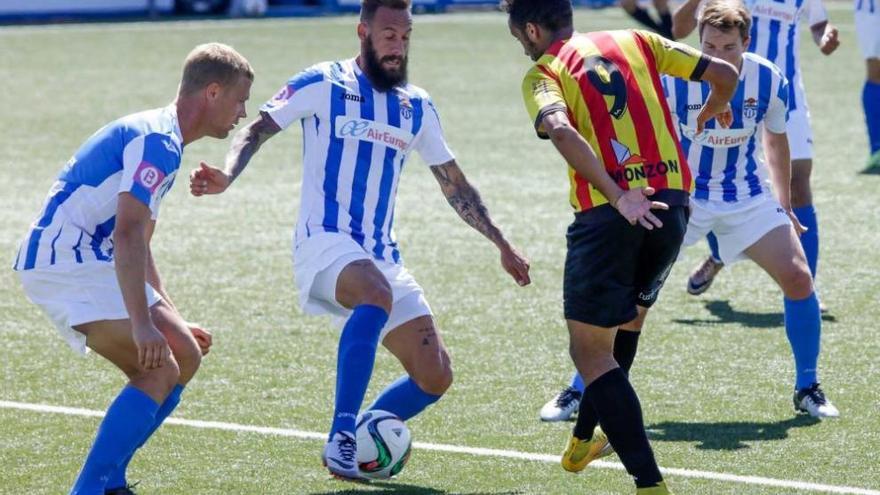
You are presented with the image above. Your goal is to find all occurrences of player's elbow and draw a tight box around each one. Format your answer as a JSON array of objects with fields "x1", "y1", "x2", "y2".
[
  {"x1": 671, "y1": 20, "x2": 694, "y2": 41},
  {"x1": 547, "y1": 121, "x2": 576, "y2": 145}
]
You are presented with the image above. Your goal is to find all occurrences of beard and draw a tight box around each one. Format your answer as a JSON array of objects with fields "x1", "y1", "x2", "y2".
[{"x1": 363, "y1": 36, "x2": 408, "y2": 92}]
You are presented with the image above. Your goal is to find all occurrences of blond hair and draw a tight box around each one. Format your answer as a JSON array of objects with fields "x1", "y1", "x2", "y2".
[
  {"x1": 179, "y1": 43, "x2": 254, "y2": 95},
  {"x1": 699, "y1": 0, "x2": 752, "y2": 41}
]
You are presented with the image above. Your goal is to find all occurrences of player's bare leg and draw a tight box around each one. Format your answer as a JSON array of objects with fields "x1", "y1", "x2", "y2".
[
  {"x1": 368, "y1": 315, "x2": 452, "y2": 420},
  {"x1": 745, "y1": 225, "x2": 838, "y2": 418},
  {"x1": 563, "y1": 307, "x2": 647, "y2": 471},
  {"x1": 568, "y1": 319, "x2": 667, "y2": 490},
  {"x1": 323, "y1": 260, "x2": 392, "y2": 480}
]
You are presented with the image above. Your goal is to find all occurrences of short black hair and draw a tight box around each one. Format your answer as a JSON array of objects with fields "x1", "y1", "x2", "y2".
[
  {"x1": 361, "y1": 0, "x2": 411, "y2": 22},
  {"x1": 500, "y1": 0, "x2": 573, "y2": 32}
]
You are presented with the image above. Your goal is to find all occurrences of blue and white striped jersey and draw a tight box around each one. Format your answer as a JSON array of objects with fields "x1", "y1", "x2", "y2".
[
  {"x1": 744, "y1": 0, "x2": 827, "y2": 110},
  {"x1": 856, "y1": 0, "x2": 876, "y2": 14},
  {"x1": 261, "y1": 59, "x2": 455, "y2": 264},
  {"x1": 663, "y1": 53, "x2": 789, "y2": 203},
  {"x1": 14, "y1": 106, "x2": 182, "y2": 271}
]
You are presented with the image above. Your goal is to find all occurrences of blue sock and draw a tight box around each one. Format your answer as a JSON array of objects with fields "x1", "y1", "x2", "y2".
[
  {"x1": 784, "y1": 293, "x2": 821, "y2": 390},
  {"x1": 329, "y1": 304, "x2": 388, "y2": 438},
  {"x1": 71, "y1": 386, "x2": 159, "y2": 495},
  {"x1": 793, "y1": 205, "x2": 818, "y2": 278},
  {"x1": 368, "y1": 375, "x2": 442, "y2": 421},
  {"x1": 570, "y1": 372, "x2": 585, "y2": 394},
  {"x1": 105, "y1": 384, "x2": 184, "y2": 490},
  {"x1": 707, "y1": 232, "x2": 721, "y2": 262},
  {"x1": 863, "y1": 81, "x2": 880, "y2": 154}
]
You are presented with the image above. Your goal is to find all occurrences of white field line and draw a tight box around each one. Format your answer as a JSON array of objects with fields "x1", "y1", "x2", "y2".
[{"x1": 2, "y1": 400, "x2": 878, "y2": 494}]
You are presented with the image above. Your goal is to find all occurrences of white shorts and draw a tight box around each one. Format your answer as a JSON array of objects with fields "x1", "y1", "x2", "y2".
[
  {"x1": 293, "y1": 232, "x2": 432, "y2": 340},
  {"x1": 17, "y1": 262, "x2": 162, "y2": 355},
  {"x1": 787, "y1": 83, "x2": 814, "y2": 161},
  {"x1": 683, "y1": 195, "x2": 792, "y2": 264},
  {"x1": 855, "y1": 10, "x2": 880, "y2": 60}
]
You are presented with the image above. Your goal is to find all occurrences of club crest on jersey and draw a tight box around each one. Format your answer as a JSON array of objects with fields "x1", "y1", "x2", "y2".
[
  {"x1": 399, "y1": 94, "x2": 413, "y2": 120},
  {"x1": 743, "y1": 97, "x2": 759, "y2": 119},
  {"x1": 134, "y1": 161, "x2": 165, "y2": 193}
]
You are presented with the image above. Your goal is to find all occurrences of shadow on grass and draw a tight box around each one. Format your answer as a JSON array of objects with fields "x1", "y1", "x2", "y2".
[
  {"x1": 673, "y1": 300, "x2": 837, "y2": 328},
  {"x1": 674, "y1": 300, "x2": 783, "y2": 328},
  {"x1": 646, "y1": 415, "x2": 820, "y2": 450},
  {"x1": 308, "y1": 481, "x2": 527, "y2": 494}
]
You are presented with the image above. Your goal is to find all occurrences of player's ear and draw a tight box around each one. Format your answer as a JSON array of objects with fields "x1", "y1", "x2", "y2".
[
  {"x1": 205, "y1": 82, "x2": 222, "y2": 102},
  {"x1": 524, "y1": 22, "x2": 541, "y2": 45},
  {"x1": 357, "y1": 21, "x2": 368, "y2": 42}
]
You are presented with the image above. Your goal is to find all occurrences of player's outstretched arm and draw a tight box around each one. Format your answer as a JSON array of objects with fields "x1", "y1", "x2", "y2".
[
  {"x1": 671, "y1": 0, "x2": 701, "y2": 40},
  {"x1": 190, "y1": 111, "x2": 282, "y2": 196},
  {"x1": 430, "y1": 160, "x2": 531, "y2": 286},
  {"x1": 541, "y1": 111, "x2": 668, "y2": 230}
]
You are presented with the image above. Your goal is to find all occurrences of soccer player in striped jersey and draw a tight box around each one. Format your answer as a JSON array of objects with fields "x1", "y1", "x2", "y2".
[
  {"x1": 666, "y1": 0, "x2": 838, "y2": 418},
  {"x1": 673, "y1": 0, "x2": 839, "y2": 298},
  {"x1": 189, "y1": 0, "x2": 531, "y2": 480},
  {"x1": 13, "y1": 43, "x2": 253, "y2": 495},
  {"x1": 503, "y1": 0, "x2": 738, "y2": 492},
  {"x1": 855, "y1": 0, "x2": 880, "y2": 170}
]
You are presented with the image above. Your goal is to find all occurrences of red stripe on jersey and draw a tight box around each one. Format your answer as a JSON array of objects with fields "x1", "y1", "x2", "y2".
[
  {"x1": 589, "y1": 32, "x2": 668, "y2": 191},
  {"x1": 555, "y1": 40, "x2": 628, "y2": 196},
  {"x1": 633, "y1": 32, "x2": 693, "y2": 191}
]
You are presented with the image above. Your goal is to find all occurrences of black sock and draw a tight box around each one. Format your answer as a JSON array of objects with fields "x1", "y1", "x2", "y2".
[
  {"x1": 573, "y1": 331, "x2": 641, "y2": 439},
  {"x1": 658, "y1": 12, "x2": 675, "y2": 39},
  {"x1": 628, "y1": 7, "x2": 662, "y2": 32},
  {"x1": 585, "y1": 368, "x2": 662, "y2": 488}
]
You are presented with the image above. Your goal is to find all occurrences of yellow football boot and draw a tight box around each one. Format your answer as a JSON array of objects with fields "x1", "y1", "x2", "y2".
[{"x1": 560, "y1": 426, "x2": 614, "y2": 473}]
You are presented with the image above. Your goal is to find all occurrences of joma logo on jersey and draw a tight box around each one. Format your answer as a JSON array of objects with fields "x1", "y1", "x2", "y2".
[
  {"x1": 335, "y1": 117, "x2": 414, "y2": 152},
  {"x1": 610, "y1": 160, "x2": 680, "y2": 183},
  {"x1": 341, "y1": 92, "x2": 364, "y2": 103}
]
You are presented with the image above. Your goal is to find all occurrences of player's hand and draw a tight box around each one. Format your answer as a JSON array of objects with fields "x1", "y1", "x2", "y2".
[
  {"x1": 133, "y1": 322, "x2": 171, "y2": 370},
  {"x1": 787, "y1": 209, "x2": 808, "y2": 236},
  {"x1": 187, "y1": 322, "x2": 213, "y2": 356},
  {"x1": 819, "y1": 25, "x2": 840, "y2": 55},
  {"x1": 613, "y1": 187, "x2": 669, "y2": 230},
  {"x1": 189, "y1": 162, "x2": 231, "y2": 196},
  {"x1": 499, "y1": 244, "x2": 531, "y2": 287},
  {"x1": 696, "y1": 102, "x2": 733, "y2": 133}
]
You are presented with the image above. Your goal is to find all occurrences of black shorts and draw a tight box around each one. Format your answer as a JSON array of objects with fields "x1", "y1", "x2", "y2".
[{"x1": 563, "y1": 191, "x2": 689, "y2": 328}]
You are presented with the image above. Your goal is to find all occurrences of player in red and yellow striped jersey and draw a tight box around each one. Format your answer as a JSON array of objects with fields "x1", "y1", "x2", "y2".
[{"x1": 503, "y1": 1, "x2": 738, "y2": 494}]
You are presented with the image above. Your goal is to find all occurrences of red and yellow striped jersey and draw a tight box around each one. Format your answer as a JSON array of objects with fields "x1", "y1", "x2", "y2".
[{"x1": 522, "y1": 30, "x2": 708, "y2": 212}]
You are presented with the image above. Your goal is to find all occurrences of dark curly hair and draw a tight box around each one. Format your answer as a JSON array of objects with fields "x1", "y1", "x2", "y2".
[{"x1": 500, "y1": 0, "x2": 573, "y2": 31}]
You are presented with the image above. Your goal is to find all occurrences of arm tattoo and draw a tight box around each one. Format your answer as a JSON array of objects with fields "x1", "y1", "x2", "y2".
[
  {"x1": 225, "y1": 112, "x2": 282, "y2": 183},
  {"x1": 431, "y1": 162, "x2": 505, "y2": 246}
]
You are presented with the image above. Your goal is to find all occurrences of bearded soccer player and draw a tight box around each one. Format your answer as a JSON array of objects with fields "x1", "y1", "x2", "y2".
[
  {"x1": 189, "y1": 0, "x2": 530, "y2": 480},
  {"x1": 13, "y1": 43, "x2": 253, "y2": 494},
  {"x1": 503, "y1": 0, "x2": 738, "y2": 493},
  {"x1": 673, "y1": 0, "x2": 839, "y2": 300}
]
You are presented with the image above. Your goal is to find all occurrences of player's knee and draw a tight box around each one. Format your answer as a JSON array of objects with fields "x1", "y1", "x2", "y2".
[
  {"x1": 359, "y1": 282, "x2": 393, "y2": 312},
  {"x1": 416, "y1": 358, "x2": 453, "y2": 396},
  {"x1": 172, "y1": 340, "x2": 203, "y2": 385},
  {"x1": 780, "y1": 266, "x2": 814, "y2": 300}
]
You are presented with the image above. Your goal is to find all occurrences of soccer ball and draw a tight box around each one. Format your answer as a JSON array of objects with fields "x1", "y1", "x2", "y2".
[{"x1": 356, "y1": 410, "x2": 412, "y2": 479}]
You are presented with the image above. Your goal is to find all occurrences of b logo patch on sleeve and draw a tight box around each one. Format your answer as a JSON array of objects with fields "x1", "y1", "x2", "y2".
[{"x1": 134, "y1": 161, "x2": 165, "y2": 193}]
